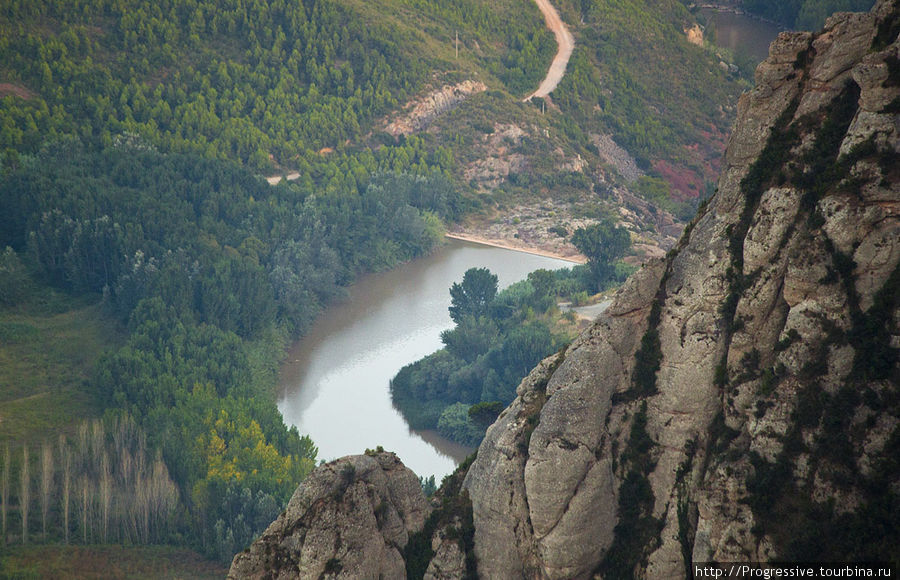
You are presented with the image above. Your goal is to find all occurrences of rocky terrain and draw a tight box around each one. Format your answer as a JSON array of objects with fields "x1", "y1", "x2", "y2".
[
  {"x1": 228, "y1": 451, "x2": 429, "y2": 579},
  {"x1": 232, "y1": 1, "x2": 899, "y2": 577},
  {"x1": 384, "y1": 81, "x2": 488, "y2": 136}
]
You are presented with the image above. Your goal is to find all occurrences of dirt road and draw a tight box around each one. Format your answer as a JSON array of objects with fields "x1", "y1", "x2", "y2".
[{"x1": 525, "y1": 0, "x2": 575, "y2": 101}]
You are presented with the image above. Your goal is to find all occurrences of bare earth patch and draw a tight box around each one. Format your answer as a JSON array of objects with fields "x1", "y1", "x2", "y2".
[{"x1": 0, "y1": 82, "x2": 36, "y2": 99}]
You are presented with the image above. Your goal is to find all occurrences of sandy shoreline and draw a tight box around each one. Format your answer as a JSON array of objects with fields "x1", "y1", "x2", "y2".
[{"x1": 445, "y1": 232, "x2": 587, "y2": 264}]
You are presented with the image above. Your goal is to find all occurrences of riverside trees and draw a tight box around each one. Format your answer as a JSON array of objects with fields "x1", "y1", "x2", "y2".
[
  {"x1": 571, "y1": 221, "x2": 631, "y2": 290},
  {"x1": 392, "y1": 267, "x2": 574, "y2": 446},
  {"x1": 392, "y1": 250, "x2": 637, "y2": 446},
  {"x1": 448, "y1": 267, "x2": 499, "y2": 323}
]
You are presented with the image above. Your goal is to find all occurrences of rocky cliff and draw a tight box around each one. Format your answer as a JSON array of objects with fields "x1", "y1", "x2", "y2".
[
  {"x1": 228, "y1": 451, "x2": 429, "y2": 579},
  {"x1": 463, "y1": 2, "x2": 899, "y2": 576},
  {"x1": 232, "y1": 2, "x2": 899, "y2": 577}
]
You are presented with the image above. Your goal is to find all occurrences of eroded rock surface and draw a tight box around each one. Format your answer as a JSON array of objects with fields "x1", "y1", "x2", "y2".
[
  {"x1": 385, "y1": 81, "x2": 487, "y2": 136},
  {"x1": 228, "y1": 452, "x2": 428, "y2": 579}
]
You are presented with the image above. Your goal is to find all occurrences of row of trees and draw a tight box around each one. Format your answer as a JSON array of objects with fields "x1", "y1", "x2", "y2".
[{"x1": 1, "y1": 416, "x2": 179, "y2": 547}]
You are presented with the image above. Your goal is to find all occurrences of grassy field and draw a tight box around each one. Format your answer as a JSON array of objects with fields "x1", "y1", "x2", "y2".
[
  {"x1": 0, "y1": 545, "x2": 228, "y2": 579},
  {"x1": 0, "y1": 285, "x2": 228, "y2": 577},
  {"x1": 0, "y1": 286, "x2": 122, "y2": 445}
]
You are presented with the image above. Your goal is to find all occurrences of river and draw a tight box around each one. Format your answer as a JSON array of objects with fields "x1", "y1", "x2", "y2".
[
  {"x1": 278, "y1": 239, "x2": 572, "y2": 480},
  {"x1": 698, "y1": 7, "x2": 783, "y2": 63}
]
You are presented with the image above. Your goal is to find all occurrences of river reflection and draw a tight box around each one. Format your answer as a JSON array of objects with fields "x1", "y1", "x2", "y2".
[
  {"x1": 278, "y1": 239, "x2": 571, "y2": 480},
  {"x1": 699, "y1": 7, "x2": 783, "y2": 63}
]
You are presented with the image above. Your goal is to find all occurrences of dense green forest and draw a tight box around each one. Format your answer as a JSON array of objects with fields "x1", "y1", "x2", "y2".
[
  {"x1": 0, "y1": 0, "x2": 751, "y2": 208},
  {"x1": 0, "y1": 0, "x2": 554, "y2": 168},
  {"x1": 741, "y1": 0, "x2": 876, "y2": 29},
  {"x1": 0, "y1": 0, "x2": 557, "y2": 562}
]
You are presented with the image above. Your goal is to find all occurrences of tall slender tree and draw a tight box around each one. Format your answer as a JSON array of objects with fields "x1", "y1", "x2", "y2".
[
  {"x1": 1, "y1": 445, "x2": 9, "y2": 545},
  {"x1": 100, "y1": 451, "x2": 111, "y2": 543},
  {"x1": 80, "y1": 475, "x2": 90, "y2": 544},
  {"x1": 20, "y1": 444, "x2": 29, "y2": 544},
  {"x1": 59, "y1": 435, "x2": 71, "y2": 544},
  {"x1": 41, "y1": 442, "x2": 53, "y2": 539}
]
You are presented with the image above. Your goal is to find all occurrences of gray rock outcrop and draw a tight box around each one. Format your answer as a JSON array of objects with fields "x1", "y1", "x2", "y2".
[
  {"x1": 228, "y1": 451, "x2": 429, "y2": 579},
  {"x1": 385, "y1": 81, "x2": 487, "y2": 136}
]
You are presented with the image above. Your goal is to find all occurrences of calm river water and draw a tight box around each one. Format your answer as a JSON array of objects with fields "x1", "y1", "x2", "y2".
[
  {"x1": 699, "y1": 7, "x2": 783, "y2": 63},
  {"x1": 278, "y1": 239, "x2": 571, "y2": 480}
]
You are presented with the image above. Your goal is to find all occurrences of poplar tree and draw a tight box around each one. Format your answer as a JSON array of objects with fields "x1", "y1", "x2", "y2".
[
  {"x1": 59, "y1": 435, "x2": 71, "y2": 544},
  {"x1": 20, "y1": 444, "x2": 29, "y2": 544},
  {"x1": 1, "y1": 445, "x2": 9, "y2": 545},
  {"x1": 41, "y1": 442, "x2": 53, "y2": 539},
  {"x1": 100, "y1": 451, "x2": 111, "y2": 543},
  {"x1": 80, "y1": 475, "x2": 90, "y2": 544}
]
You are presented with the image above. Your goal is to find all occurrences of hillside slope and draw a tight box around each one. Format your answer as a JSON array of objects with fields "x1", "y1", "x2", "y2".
[{"x1": 0, "y1": 0, "x2": 747, "y2": 261}]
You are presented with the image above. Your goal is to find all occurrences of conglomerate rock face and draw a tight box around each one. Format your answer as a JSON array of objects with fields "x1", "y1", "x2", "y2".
[
  {"x1": 462, "y1": 1, "x2": 899, "y2": 578},
  {"x1": 228, "y1": 451, "x2": 429, "y2": 579}
]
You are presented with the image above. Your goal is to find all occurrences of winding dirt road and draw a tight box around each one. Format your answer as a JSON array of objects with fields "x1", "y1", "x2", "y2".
[{"x1": 524, "y1": 0, "x2": 575, "y2": 101}]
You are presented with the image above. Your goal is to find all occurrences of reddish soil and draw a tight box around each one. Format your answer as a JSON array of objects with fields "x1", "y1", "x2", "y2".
[
  {"x1": 0, "y1": 82, "x2": 36, "y2": 100},
  {"x1": 653, "y1": 160, "x2": 707, "y2": 201}
]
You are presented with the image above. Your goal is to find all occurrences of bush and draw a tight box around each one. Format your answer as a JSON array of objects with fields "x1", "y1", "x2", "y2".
[
  {"x1": 0, "y1": 247, "x2": 30, "y2": 306},
  {"x1": 437, "y1": 403, "x2": 484, "y2": 447}
]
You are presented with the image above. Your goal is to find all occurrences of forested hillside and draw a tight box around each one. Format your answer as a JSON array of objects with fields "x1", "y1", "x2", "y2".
[
  {"x1": 0, "y1": 0, "x2": 548, "y2": 563},
  {"x1": 416, "y1": 0, "x2": 744, "y2": 240},
  {"x1": 556, "y1": 0, "x2": 736, "y2": 172},
  {"x1": 0, "y1": 0, "x2": 554, "y2": 167},
  {"x1": 0, "y1": 142, "x2": 459, "y2": 561}
]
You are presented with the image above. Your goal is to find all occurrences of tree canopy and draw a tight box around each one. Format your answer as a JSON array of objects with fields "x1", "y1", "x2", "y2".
[
  {"x1": 572, "y1": 221, "x2": 631, "y2": 289},
  {"x1": 448, "y1": 267, "x2": 499, "y2": 324}
]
